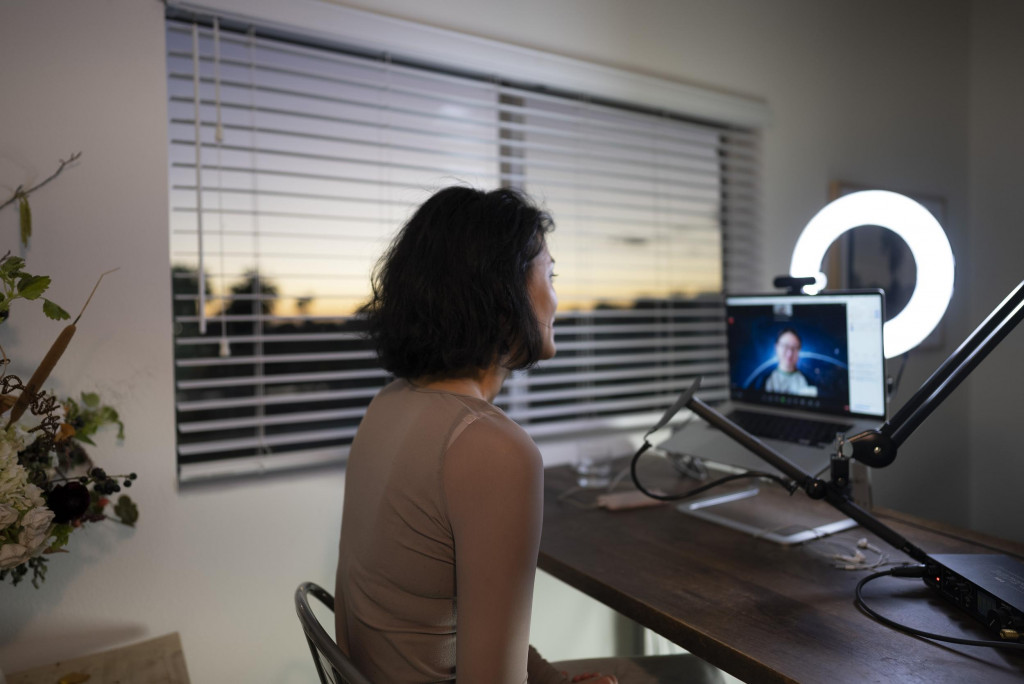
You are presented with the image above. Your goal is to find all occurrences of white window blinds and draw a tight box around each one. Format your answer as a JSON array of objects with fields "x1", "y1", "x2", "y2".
[{"x1": 166, "y1": 16, "x2": 760, "y2": 481}]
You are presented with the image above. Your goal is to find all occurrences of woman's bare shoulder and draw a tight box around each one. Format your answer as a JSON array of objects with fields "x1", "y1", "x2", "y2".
[
  {"x1": 458, "y1": 409, "x2": 539, "y2": 456},
  {"x1": 443, "y1": 409, "x2": 543, "y2": 495}
]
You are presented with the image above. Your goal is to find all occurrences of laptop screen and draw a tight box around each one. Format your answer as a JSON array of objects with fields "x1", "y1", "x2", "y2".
[{"x1": 725, "y1": 291, "x2": 886, "y2": 419}]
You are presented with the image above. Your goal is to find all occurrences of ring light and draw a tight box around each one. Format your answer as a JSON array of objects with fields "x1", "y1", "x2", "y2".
[{"x1": 789, "y1": 189, "x2": 954, "y2": 358}]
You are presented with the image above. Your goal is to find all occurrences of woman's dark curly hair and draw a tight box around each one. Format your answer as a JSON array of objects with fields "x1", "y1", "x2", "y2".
[{"x1": 364, "y1": 186, "x2": 554, "y2": 379}]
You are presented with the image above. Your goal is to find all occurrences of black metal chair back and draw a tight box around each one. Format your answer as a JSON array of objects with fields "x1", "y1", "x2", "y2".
[{"x1": 294, "y1": 582, "x2": 373, "y2": 684}]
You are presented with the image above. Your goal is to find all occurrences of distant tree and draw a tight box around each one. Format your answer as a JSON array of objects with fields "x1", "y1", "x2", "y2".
[{"x1": 224, "y1": 268, "x2": 278, "y2": 319}]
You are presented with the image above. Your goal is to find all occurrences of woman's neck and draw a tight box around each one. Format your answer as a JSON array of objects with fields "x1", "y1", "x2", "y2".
[{"x1": 412, "y1": 366, "x2": 508, "y2": 402}]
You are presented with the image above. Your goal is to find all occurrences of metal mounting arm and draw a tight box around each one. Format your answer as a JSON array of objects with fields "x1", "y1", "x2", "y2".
[
  {"x1": 683, "y1": 385, "x2": 930, "y2": 563},
  {"x1": 848, "y1": 279, "x2": 1024, "y2": 468}
]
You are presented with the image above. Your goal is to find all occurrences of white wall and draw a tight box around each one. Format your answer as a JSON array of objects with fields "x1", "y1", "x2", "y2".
[
  {"x1": 0, "y1": 4, "x2": 346, "y2": 680},
  {"x1": 1, "y1": 0, "x2": 1009, "y2": 681},
  {"x1": 966, "y1": 0, "x2": 1024, "y2": 544}
]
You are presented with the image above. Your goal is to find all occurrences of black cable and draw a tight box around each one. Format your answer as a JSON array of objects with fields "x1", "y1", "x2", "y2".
[
  {"x1": 629, "y1": 440, "x2": 799, "y2": 502},
  {"x1": 888, "y1": 352, "x2": 910, "y2": 397},
  {"x1": 855, "y1": 567, "x2": 1024, "y2": 650}
]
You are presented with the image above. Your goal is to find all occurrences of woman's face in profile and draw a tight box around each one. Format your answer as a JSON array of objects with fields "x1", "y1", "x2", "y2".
[{"x1": 527, "y1": 243, "x2": 558, "y2": 360}]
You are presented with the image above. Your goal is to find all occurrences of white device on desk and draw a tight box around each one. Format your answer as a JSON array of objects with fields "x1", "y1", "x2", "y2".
[{"x1": 659, "y1": 290, "x2": 887, "y2": 543}]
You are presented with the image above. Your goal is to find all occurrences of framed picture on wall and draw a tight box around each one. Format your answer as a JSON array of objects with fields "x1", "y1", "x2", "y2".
[{"x1": 823, "y1": 181, "x2": 947, "y2": 352}]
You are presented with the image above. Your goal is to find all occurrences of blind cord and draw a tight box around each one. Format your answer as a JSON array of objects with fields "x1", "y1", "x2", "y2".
[
  {"x1": 191, "y1": 22, "x2": 207, "y2": 334},
  {"x1": 212, "y1": 18, "x2": 231, "y2": 359}
]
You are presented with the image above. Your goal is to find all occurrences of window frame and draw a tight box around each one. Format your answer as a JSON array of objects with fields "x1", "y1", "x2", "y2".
[{"x1": 166, "y1": 1, "x2": 767, "y2": 481}]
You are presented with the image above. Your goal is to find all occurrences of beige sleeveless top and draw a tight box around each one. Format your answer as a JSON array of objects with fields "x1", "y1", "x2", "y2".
[{"x1": 335, "y1": 379, "x2": 560, "y2": 684}]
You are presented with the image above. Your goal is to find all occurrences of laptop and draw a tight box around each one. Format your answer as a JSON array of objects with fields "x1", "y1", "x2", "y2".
[{"x1": 659, "y1": 290, "x2": 887, "y2": 541}]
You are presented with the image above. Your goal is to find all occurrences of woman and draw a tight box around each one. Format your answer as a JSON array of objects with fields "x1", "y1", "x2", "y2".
[{"x1": 334, "y1": 186, "x2": 612, "y2": 683}]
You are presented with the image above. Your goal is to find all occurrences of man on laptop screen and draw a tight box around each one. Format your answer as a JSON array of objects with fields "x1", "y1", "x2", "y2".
[
  {"x1": 661, "y1": 290, "x2": 886, "y2": 477},
  {"x1": 762, "y1": 327, "x2": 818, "y2": 396},
  {"x1": 658, "y1": 290, "x2": 886, "y2": 544},
  {"x1": 729, "y1": 297, "x2": 859, "y2": 415}
]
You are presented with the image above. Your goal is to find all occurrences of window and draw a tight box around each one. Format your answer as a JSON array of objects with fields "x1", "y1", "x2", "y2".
[{"x1": 166, "y1": 13, "x2": 761, "y2": 481}]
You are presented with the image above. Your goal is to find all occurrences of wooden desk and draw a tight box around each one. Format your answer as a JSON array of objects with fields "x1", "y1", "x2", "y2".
[{"x1": 539, "y1": 461, "x2": 1024, "y2": 684}]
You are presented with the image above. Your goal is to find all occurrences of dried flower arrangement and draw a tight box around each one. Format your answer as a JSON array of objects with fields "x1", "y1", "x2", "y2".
[{"x1": 1, "y1": 154, "x2": 138, "y2": 587}]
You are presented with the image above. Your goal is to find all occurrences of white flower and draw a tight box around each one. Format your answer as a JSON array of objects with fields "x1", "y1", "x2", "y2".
[
  {"x1": 0, "y1": 425, "x2": 55, "y2": 569},
  {"x1": 0, "y1": 463, "x2": 32, "y2": 510},
  {"x1": 0, "y1": 467, "x2": 18, "y2": 497},
  {"x1": 0, "y1": 541, "x2": 32, "y2": 569},
  {"x1": 0, "y1": 428, "x2": 27, "y2": 498},
  {"x1": 0, "y1": 430, "x2": 40, "y2": 511},
  {"x1": 0, "y1": 503, "x2": 18, "y2": 530},
  {"x1": 18, "y1": 506, "x2": 54, "y2": 552},
  {"x1": 23, "y1": 482, "x2": 45, "y2": 508},
  {"x1": 0, "y1": 425, "x2": 25, "y2": 463}
]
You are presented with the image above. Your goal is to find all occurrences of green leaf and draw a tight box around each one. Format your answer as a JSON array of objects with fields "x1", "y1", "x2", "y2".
[
  {"x1": 81, "y1": 391, "x2": 100, "y2": 408},
  {"x1": 19, "y1": 194, "x2": 31, "y2": 247},
  {"x1": 16, "y1": 274, "x2": 50, "y2": 300},
  {"x1": 29, "y1": 556, "x2": 48, "y2": 589},
  {"x1": 0, "y1": 255, "x2": 25, "y2": 276},
  {"x1": 42, "y1": 298, "x2": 70, "y2": 320},
  {"x1": 114, "y1": 495, "x2": 139, "y2": 527},
  {"x1": 46, "y1": 523, "x2": 73, "y2": 553},
  {"x1": 75, "y1": 432, "x2": 97, "y2": 446}
]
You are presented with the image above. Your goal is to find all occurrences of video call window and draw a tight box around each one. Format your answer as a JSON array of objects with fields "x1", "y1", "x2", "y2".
[{"x1": 727, "y1": 302, "x2": 850, "y2": 414}]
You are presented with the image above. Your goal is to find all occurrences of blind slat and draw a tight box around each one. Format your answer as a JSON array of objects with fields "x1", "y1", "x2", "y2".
[{"x1": 179, "y1": 406, "x2": 367, "y2": 433}]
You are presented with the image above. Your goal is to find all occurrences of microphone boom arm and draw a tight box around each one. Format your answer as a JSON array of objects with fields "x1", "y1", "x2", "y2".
[{"x1": 849, "y1": 279, "x2": 1024, "y2": 468}]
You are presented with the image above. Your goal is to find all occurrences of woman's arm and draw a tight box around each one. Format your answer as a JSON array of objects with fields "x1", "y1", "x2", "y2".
[{"x1": 444, "y1": 417, "x2": 545, "y2": 684}]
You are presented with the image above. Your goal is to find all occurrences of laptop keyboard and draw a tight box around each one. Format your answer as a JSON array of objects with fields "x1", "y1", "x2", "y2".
[{"x1": 726, "y1": 409, "x2": 853, "y2": 447}]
